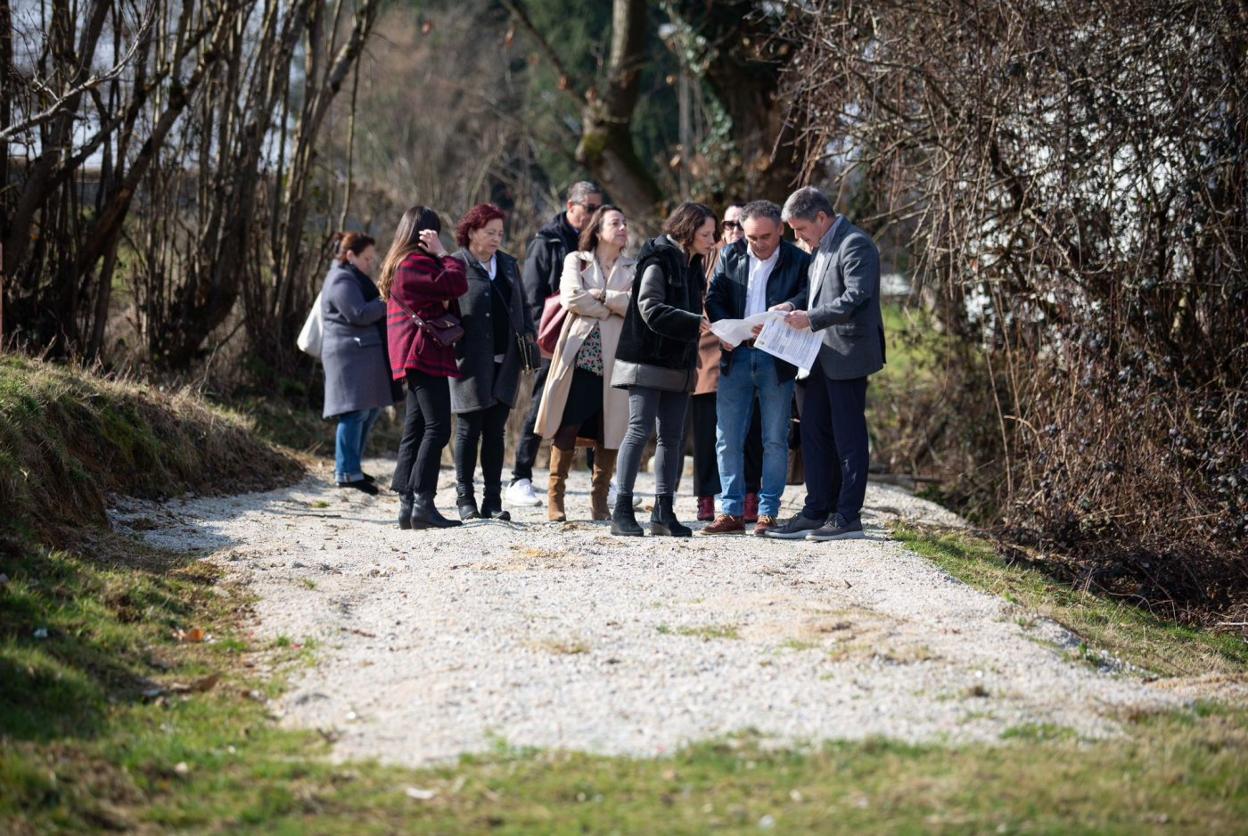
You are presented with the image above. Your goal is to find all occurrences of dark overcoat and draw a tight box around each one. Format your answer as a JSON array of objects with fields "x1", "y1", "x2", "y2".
[
  {"x1": 449, "y1": 249, "x2": 536, "y2": 413},
  {"x1": 320, "y1": 263, "x2": 395, "y2": 418}
]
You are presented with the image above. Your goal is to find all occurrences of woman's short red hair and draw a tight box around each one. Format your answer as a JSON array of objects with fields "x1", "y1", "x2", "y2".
[{"x1": 455, "y1": 203, "x2": 507, "y2": 248}]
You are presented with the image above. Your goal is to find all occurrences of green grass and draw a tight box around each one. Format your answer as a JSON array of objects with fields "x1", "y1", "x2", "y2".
[
  {"x1": 657, "y1": 624, "x2": 741, "y2": 641},
  {"x1": 0, "y1": 355, "x2": 302, "y2": 536},
  {"x1": 4, "y1": 358, "x2": 1248, "y2": 831},
  {"x1": 892, "y1": 524, "x2": 1248, "y2": 678}
]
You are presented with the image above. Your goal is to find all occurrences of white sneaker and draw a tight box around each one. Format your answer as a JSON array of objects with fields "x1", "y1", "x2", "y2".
[
  {"x1": 607, "y1": 481, "x2": 644, "y2": 508},
  {"x1": 506, "y1": 478, "x2": 543, "y2": 507}
]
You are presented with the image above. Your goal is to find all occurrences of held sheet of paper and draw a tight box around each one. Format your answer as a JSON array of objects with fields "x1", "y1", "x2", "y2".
[
  {"x1": 754, "y1": 314, "x2": 822, "y2": 373},
  {"x1": 709, "y1": 311, "x2": 822, "y2": 375},
  {"x1": 708, "y1": 312, "x2": 775, "y2": 348}
]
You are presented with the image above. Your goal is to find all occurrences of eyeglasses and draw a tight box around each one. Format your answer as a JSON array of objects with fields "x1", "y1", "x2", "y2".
[
  {"x1": 722, "y1": 220, "x2": 742, "y2": 230},
  {"x1": 579, "y1": 202, "x2": 603, "y2": 213}
]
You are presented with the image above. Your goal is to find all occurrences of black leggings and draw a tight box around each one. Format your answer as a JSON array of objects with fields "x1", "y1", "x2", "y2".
[
  {"x1": 391, "y1": 369, "x2": 451, "y2": 495},
  {"x1": 454, "y1": 401, "x2": 511, "y2": 498}
]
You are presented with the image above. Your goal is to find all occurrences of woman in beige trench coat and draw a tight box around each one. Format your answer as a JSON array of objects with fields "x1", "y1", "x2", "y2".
[{"x1": 535, "y1": 205, "x2": 636, "y2": 521}]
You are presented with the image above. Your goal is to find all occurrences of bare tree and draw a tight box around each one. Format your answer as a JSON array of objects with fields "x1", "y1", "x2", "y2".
[{"x1": 781, "y1": 0, "x2": 1248, "y2": 620}]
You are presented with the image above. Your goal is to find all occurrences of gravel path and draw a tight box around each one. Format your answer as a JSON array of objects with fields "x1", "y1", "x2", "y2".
[{"x1": 112, "y1": 459, "x2": 1186, "y2": 767}]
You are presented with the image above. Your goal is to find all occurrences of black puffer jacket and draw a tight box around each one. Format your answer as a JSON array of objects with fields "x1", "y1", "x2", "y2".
[{"x1": 611, "y1": 236, "x2": 705, "y2": 390}]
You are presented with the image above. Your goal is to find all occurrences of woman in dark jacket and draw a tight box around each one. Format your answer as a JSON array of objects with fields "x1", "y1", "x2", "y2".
[
  {"x1": 320, "y1": 232, "x2": 392, "y2": 495},
  {"x1": 609, "y1": 202, "x2": 718, "y2": 537},
  {"x1": 449, "y1": 203, "x2": 535, "y2": 521},
  {"x1": 382, "y1": 205, "x2": 469, "y2": 529}
]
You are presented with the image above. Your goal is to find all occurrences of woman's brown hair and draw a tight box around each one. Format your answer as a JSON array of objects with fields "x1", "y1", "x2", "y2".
[
  {"x1": 577, "y1": 204, "x2": 624, "y2": 253},
  {"x1": 332, "y1": 232, "x2": 376, "y2": 265},
  {"x1": 379, "y1": 205, "x2": 442, "y2": 298},
  {"x1": 662, "y1": 202, "x2": 717, "y2": 250}
]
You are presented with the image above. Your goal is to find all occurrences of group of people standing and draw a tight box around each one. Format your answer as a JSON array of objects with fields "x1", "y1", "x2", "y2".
[{"x1": 317, "y1": 179, "x2": 885, "y2": 542}]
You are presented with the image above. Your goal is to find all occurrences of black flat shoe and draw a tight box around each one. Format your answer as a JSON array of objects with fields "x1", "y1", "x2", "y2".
[
  {"x1": 363, "y1": 473, "x2": 377, "y2": 484},
  {"x1": 338, "y1": 478, "x2": 379, "y2": 495}
]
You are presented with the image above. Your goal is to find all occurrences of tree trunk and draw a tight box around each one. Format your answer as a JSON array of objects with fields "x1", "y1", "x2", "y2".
[{"x1": 575, "y1": 0, "x2": 661, "y2": 218}]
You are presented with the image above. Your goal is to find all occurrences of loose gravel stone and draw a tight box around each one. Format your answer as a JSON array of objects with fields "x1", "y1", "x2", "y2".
[{"x1": 113, "y1": 459, "x2": 1186, "y2": 767}]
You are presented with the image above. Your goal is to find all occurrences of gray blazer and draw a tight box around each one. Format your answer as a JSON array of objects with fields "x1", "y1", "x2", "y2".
[
  {"x1": 320, "y1": 264, "x2": 395, "y2": 418},
  {"x1": 799, "y1": 218, "x2": 886, "y2": 380},
  {"x1": 449, "y1": 249, "x2": 536, "y2": 414}
]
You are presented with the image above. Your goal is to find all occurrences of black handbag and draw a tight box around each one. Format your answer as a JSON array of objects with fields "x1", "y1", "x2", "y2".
[{"x1": 391, "y1": 295, "x2": 463, "y2": 347}]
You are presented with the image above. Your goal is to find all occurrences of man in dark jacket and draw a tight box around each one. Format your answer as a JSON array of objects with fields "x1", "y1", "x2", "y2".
[
  {"x1": 506, "y1": 180, "x2": 604, "y2": 507},
  {"x1": 699, "y1": 200, "x2": 810, "y2": 537}
]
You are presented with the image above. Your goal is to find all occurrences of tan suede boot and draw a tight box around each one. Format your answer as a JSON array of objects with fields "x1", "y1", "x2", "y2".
[
  {"x1": 590, "y1": 446, "x2": 617, "y2": 521},
  {"x1": 547, "y1": 446, "x2": 573, "y2": 522}
]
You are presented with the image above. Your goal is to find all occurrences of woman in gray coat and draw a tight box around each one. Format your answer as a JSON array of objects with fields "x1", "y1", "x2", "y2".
[
  {"x1": 450, "y1": 204, "x2": 537, "y2": 520},
  {"x1": 320, "y1": 232, "x2": 395, "y2": 495}
]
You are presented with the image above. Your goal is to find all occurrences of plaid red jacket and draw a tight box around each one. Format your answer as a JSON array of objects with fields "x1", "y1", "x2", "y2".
[{"x1": 386, "y1": 251, "x2": 468, "y2": 380}]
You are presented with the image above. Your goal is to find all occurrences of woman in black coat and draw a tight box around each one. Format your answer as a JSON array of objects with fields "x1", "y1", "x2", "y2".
[
  {"x1": 609, "y1": 202, "x2": 718, "y2": 537},
  {"x1": 449, "y1": 203, "x2": 536, "y2": 520}
]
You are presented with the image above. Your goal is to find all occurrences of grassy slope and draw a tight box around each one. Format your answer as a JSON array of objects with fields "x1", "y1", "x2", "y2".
[{"x1": 3, "y1": 356, "x2": 1248, "y2": 832}]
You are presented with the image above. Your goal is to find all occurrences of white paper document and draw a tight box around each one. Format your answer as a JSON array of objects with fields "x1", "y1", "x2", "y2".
[
  {"x1": 754, "y1": 315, "x2": 823, "y2": 373},
  {"x1": 708, "y1": 312, "x2": 779, "y2": 348}
]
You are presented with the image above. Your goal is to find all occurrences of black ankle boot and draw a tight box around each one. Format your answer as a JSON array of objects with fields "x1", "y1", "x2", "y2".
[
  {"x1": 398, "y1": 492, "x2": 414, "y2": 530},
  {"x1": 480, "y1": 487, "x2": 511, "y2": 521},
  {"x1": 651, "y1": 494, "x2": 691, "y2": 537},
  {"x1": 610, "y1": 493, "x2": 644, "y2": 537},
  {"x1": 457, "y1": 488, "x2": 480, "y2": 520},
  {"x1": 410, "y1": 493, "x2": 462, "y2": 529}
]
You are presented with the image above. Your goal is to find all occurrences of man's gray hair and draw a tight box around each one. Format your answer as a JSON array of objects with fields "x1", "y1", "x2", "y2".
[
  {"x1": 781, "y1": 187, "x2": 835, "y2": 223},
  {"x1": 739, "y1": 200, "x2": 782, "y2": 225},
  {"x1": 567, "y1": 180, "x2": 604, "y2": 205}
]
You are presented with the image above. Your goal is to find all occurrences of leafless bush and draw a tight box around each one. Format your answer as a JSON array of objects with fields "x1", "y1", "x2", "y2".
[{"x1": 782, "y1": 0, "x2": 1248, "y2": 621}]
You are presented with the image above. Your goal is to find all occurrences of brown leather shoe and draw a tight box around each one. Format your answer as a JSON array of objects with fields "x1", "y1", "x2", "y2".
[
  {"x1": 752, "y1": 515, "x2": 779, "y2": 537},
  {"x1": 696, "y1": 513, "x2": 745, "y2": 536},
  {"x1": 696, "y1": 495, "x2": 715, "y2": 521}
]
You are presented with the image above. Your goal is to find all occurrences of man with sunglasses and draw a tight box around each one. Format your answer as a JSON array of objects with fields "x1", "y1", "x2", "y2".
[{"x1": 508, "y1": 181, "x2": 605, "y2": 508}]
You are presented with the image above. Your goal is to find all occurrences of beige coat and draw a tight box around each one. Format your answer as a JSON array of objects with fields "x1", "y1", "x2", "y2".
[{"x1": 536, "y1": 250, "x2": 636, "y2": 449}]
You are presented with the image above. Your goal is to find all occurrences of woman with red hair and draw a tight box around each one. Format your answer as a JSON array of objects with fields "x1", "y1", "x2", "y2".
[{"x1": 448, "y1": 203, "x2": 536, "y2": 520}]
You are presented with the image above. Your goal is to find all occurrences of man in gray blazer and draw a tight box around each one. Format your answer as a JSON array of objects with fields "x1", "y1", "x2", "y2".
[{"x1": 765, "y1": 186, "x2": 886, "y2": 541}]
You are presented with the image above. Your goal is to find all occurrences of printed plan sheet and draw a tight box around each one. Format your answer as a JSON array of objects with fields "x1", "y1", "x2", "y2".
[
  {"x1": 754, "y1": 314, "x2": 822, "y2": 373},
  {"x1": 709, "y1": 312, "x2": 778, "y2": 348}
]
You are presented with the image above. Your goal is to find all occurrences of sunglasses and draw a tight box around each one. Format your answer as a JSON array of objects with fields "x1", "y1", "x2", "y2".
[
  {"x1": 579, "y1": 202, "x2": 604, "y2": 213},
  {"x1": 722, "y1": 220, "x2": 742, "y2": 230}
]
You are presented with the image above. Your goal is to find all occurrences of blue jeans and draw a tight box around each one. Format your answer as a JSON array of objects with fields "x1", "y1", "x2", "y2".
[
  {"x1": 715, "y1": 346, "x2": 794, "y2": 518},
  {"x1": 335, "y1": 407, "x2": 381, "y2": 482}
]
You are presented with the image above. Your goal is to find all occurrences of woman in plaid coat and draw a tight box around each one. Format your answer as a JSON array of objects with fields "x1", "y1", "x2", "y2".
[{"x1": 381, "y1": 205, "x2": 468, "y2": 530}]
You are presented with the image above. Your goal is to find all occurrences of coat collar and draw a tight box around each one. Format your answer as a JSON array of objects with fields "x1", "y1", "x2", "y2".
[
  {"x1": 811, "y1": 216, "x2": 850, "y2": 299},
  {"x1": 455, "y1": 248, "x2": 514, "y2": 281},
  {"x1": 575, "y1": 250, "x2": 636, "y2": 286}
]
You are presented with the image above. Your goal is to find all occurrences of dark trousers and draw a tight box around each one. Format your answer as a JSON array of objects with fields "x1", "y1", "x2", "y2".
[
  {"x1": 391, "y1": 369, "x2": 452, "y2": 496},
  {"x1": 616, "y1": 386, "x2": 690, "y2": 498},
  {"x1": 800, "y1": 374, "x2": 869, "y2": 523},
  {"x1": 454, "y1": 400, "x2": 511, "y2": 501},
  {"x1": 689, "y1": 392, "x2": 762, "y2": 498},
  {"x1": 511, "y1": 358, "x2": 551, "y2": 482}
]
